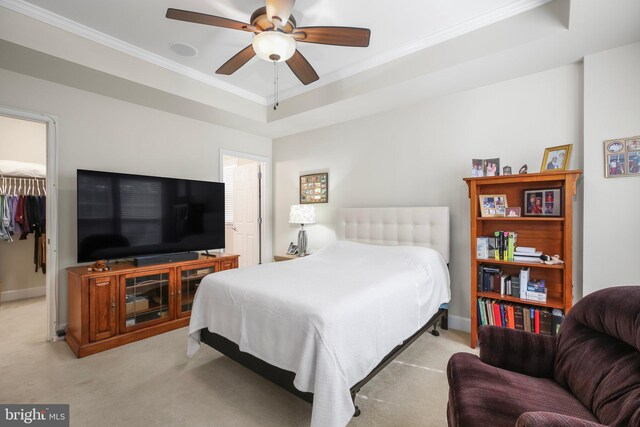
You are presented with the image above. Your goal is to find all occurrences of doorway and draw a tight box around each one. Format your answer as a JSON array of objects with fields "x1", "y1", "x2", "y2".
[
  {"x1": 220, "y1": 150, "x2": 268, "y2": 267},
  {"x1": 0, "y1": 106, "x2": 58, "y2": 341}
]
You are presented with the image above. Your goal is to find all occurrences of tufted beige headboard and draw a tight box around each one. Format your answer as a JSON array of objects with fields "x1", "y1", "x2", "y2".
[{"x1": 335, "y1": 207, "x2": 450, "y2": 263}]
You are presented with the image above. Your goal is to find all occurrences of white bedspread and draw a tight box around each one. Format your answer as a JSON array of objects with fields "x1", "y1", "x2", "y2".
[{"x1": 187, "y1": 241, "x2": 451, "y2": 427}]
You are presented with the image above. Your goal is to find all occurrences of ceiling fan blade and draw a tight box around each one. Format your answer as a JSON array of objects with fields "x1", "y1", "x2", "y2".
[
  {"x1": 166, "y1": 8, "x2": 259, "y2": 32},
  {"x1": 292, "y1": 26, "x2": 370, "y2": 47},
  {"x1": 216, "y1": 45, "x2": 256, "y2": 75},
  {"x1": 286, "y1": 50, "x2": 319, "y2": 85}
]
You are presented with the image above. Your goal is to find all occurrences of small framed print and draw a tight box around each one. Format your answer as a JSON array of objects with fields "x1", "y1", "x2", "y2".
[
  {"x1": 524, "y1": 188, "x2": 562, "y2": 217},
  {"x1": 505, "y1": 207, "x2": 521, "y2": 217},
  {"x1": 541, "y1": 144, "x2": 573, "y2": 172},
  {"x1": 300, "y1": 173, "x2": 328, "y2": 204},
  {"x1": 604, "y1": 136, "x2": 640, "y2": 178},
  {"x1": 479, "y1": 194, "x2": 508, "y2": 217}
]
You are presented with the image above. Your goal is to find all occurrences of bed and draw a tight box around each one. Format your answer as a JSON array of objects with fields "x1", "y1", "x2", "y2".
[{"x1": 187, "y1": 207, "x2": 451, "y2": 427}]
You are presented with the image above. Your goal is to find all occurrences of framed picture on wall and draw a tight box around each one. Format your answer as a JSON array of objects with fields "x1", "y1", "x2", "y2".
[
  {"x1": 300, "y1": 173, "x2": 328, "y2": 204},
  {"x1": 604, "y1": 136, "x2": 640, "y2": 177}
]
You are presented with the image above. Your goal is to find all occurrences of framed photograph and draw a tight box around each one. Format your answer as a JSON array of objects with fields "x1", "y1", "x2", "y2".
[
  {"x1": 505, "y1": 207, "x2": 521, "y2": 217},
  {"x1": 625, "y1": 136, "x2": 640, "y2": 152},
  {"x1": 300, "y1": 172, "x2": 328, "y2": 204},
  {"x1": 471, "y1": 159, "x2": 484, "y2": 177},
  {"x1": 604, "y1": 137, "x2": 640, "y2": 178},
  {"x1": 541, "y1": 144, "x2": 572, "y2": 172},
  {"x1": 479, "y1": 194, "x2": 508, "y2": 217},
  {"x1": 483, "y1": 158, "x2": 500, "y2": 177},
  {"x1": 523, "y1": 188, "x2": 562, "y2": 217}
]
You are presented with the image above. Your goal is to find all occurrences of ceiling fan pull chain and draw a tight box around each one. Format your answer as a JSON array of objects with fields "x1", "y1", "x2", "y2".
[
  {"x1": 273, "y1": 60, "x2": 280, "y2": 110},
  {"x1": 273, "y1": 61, "x2": 277, "y2": 110}
]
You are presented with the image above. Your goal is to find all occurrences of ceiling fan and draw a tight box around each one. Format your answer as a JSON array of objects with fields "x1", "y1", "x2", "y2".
[{"x1": 166, "y1": 0, "x2": 371, "y2": 86}]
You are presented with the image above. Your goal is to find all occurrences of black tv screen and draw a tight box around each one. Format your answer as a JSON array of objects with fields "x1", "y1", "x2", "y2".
[{"x1": 77, "y1": 169, "x2": 225, "y2": 262}]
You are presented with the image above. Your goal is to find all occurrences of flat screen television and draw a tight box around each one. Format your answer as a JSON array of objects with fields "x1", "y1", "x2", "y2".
[{"x1": 77, "y1": 169, "x2": 225, "y2": 262}]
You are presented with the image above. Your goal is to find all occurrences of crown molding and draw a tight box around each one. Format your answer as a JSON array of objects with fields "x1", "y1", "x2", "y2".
[
  {"x1": 270, "y1": 0, "x2": 553, "y2": 103},
  {"x1": 0, "y1": 0, "x2": 268, "y2": 105}
]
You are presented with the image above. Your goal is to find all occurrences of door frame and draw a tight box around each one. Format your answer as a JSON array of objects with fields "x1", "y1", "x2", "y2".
[
  {"x1": 0, "y1": 105, "x2": 59, "y2": 341},
  {"x1": 219, "y1": 149, "x2": 271, "y2": 265}
]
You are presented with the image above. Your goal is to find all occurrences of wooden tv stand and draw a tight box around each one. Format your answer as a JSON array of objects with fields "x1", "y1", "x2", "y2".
[{"x1": 66, "y1": 253, "x2": 239, "y2": 358}]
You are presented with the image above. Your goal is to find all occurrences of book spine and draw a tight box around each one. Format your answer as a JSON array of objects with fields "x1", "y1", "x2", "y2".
[
  {"x1": 508, "y1": 305, "x2": 515, "y2": 328},
  {"x1": 503, "y1": 231, "x2": 509, "y2": 260},
  {"x1": 519, "y1": 268, "x2": 529, "y2": 299},
  {"x1": 494, "y1": 232, "x2": 501, "y2": 260},
  {"x1": 534, "y1": 309, "x2": 540, "y2": 334},
  {"x1": 493, "y1": 303, "x2": 502, "y2": 327}
]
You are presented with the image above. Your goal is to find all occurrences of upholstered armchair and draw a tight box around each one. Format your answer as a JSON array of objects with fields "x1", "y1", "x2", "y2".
[{"x1": 447, "y1": 286, "x2": 640, "y2": 427}]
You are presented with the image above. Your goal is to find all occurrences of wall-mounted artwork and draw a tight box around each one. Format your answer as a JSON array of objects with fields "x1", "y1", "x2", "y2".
[
  {"x1": 300, "y1": 173, "x2": 328, "y2": 204},
  {"x1": 604, "y1": 136, "x2": 640, "y2": 178}
]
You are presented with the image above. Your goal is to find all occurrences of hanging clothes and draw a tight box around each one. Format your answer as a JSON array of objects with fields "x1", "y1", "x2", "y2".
[
  {"x1": 1, "y1": 177, "x2": 47, "y2": 273},
  {"x1": 0, "y1": 195, "x2": 10, "y2": 241}
]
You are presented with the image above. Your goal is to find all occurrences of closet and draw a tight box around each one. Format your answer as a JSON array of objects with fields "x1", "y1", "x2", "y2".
[{"x1": 0, "y1": 115, "x2": 47, "y2": 303}]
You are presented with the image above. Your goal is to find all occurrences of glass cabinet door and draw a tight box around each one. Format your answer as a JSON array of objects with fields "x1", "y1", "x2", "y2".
[
  {"x1": 121, "y1": 270, "x2": 172, "y2": 331},
  {"x1": 178, "y1": 265, "x2": 215, "y2": 317}
]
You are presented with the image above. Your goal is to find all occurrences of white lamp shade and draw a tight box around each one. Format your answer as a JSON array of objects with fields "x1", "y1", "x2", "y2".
[
  {"x1": 289, "y1": 204, "x2": 316, "y2": 225},
  {"x1": 252, "y1": 31, "x2": 296, "y2": 62}
]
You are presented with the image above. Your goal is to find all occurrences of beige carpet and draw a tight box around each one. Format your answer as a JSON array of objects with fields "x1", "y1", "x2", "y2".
[{"x1": 0, "y1": 297, "x2": 476, "y2": 426}]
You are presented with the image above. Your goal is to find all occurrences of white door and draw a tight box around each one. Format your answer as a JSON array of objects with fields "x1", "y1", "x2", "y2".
[{"x1": 232, "y1": 162, "x2": 259, "y2": 267}]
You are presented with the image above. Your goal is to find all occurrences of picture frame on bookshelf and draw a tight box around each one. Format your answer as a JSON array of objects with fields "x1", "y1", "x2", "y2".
[
  {"x1": 523, "y1": 188, "x2": 562, "y2": 217},
  {"x1": 505, "y1": 207, "x2": 521, "y2": 217},
  {"x1": 540, "y1": 144, "x2": 572, "y2": 172},
  {"x1": 479, "y1": 194, "x2": 508, "y2": 217}
]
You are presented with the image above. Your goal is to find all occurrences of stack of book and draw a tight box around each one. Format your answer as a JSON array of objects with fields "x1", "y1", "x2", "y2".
[
  {"x1": 513, "y1": 246, "x2": 543, "y2": 263},
  {"x1": 476, "y1": 231, "x2": 518, "y2": 260},
  {"x1": 477, "y1": 298, "x2": 564, "y2": 335},
  {"x1": 526, "y1": 279, "x2": 547, "y2": 302},
  {"x1": 478, "y1": 265, "x2": 523, "y2": 297}
]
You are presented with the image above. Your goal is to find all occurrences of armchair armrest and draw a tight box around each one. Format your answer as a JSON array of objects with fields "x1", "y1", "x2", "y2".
[
  {"x1": 478, "y1": 325, "x2": 556, "y2": 378},
  {"x1": 516, "y1": 412, "x2": 607, "y2": 427}
]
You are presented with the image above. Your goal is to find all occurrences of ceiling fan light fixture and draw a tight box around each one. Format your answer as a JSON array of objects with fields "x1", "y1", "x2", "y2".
[
  {"x1": 252, "y1": 30, "x2": 296, "y2": 63},
  {"x1": 266, "y1": 0, "x2": 295, "y2": 27}
]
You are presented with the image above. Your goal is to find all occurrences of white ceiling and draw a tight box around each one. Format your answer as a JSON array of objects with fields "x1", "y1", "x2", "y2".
[
  {"x1": 20, "y1": 0, "x2": 550, "y2": 101},
  {"x1": 2, "y1": 0, "x2": 640, "y2": 138}
]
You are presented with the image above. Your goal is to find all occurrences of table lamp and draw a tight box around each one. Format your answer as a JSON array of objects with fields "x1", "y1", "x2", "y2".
[{"x1": 289, "y1": 205, "x2": 316, "y2": 256}]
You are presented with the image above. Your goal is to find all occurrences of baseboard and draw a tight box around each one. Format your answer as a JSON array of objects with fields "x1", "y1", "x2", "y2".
[
  {"x1": 1, "y1": 286, "x2": 46, "y2": 302},
  {"x1": 447, "y1": 315, "x2": 471, "y2": 332}
]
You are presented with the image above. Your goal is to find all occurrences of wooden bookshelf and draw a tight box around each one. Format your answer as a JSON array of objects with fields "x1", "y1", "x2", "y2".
[{"x1": 464, "y1": 170, "x2": 581, "y2": 348}]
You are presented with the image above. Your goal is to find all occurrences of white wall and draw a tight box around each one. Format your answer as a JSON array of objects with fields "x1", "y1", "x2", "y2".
[
  {"x1": 273, "y1": 65, "x2": 584, "y2": 326},
  {"x1": 0, "y1": 115, "x2": 47, "y2": 296},
  {"x1": 0, "y1": 68, "x2": 272, "y2": 329},
  {"x1": 583, "y1": 41, "x2": 640, "y2": 294}
]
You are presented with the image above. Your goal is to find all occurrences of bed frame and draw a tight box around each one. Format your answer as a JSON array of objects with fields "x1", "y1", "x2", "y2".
[{"x1": 200, "y1": 207, "x2": 450, "y2": 417}]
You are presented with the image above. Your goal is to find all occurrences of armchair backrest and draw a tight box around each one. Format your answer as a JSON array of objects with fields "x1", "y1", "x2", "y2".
[{"x1": 554, "y1": 286, "x2": 640, "y2": 426}]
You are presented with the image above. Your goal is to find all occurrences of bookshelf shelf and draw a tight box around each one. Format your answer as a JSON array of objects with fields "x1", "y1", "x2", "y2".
[
  {"x1": 476, "y1": 217, "x2": 565, "y2": 222},
  {"x1": 464, "y1": 170, "x2": 582, "y2": 348},
  {"x1": 475, "y1": 258, "x2": 565, "y2": 269},
  {"x1": 476, "y1": 291, "x2": 564, "y2": 309}
]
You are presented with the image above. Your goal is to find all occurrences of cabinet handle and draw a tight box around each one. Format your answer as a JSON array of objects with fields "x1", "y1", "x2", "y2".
[{"x1": 111, "y1": 297, "x2": 116, "y2": 316}]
